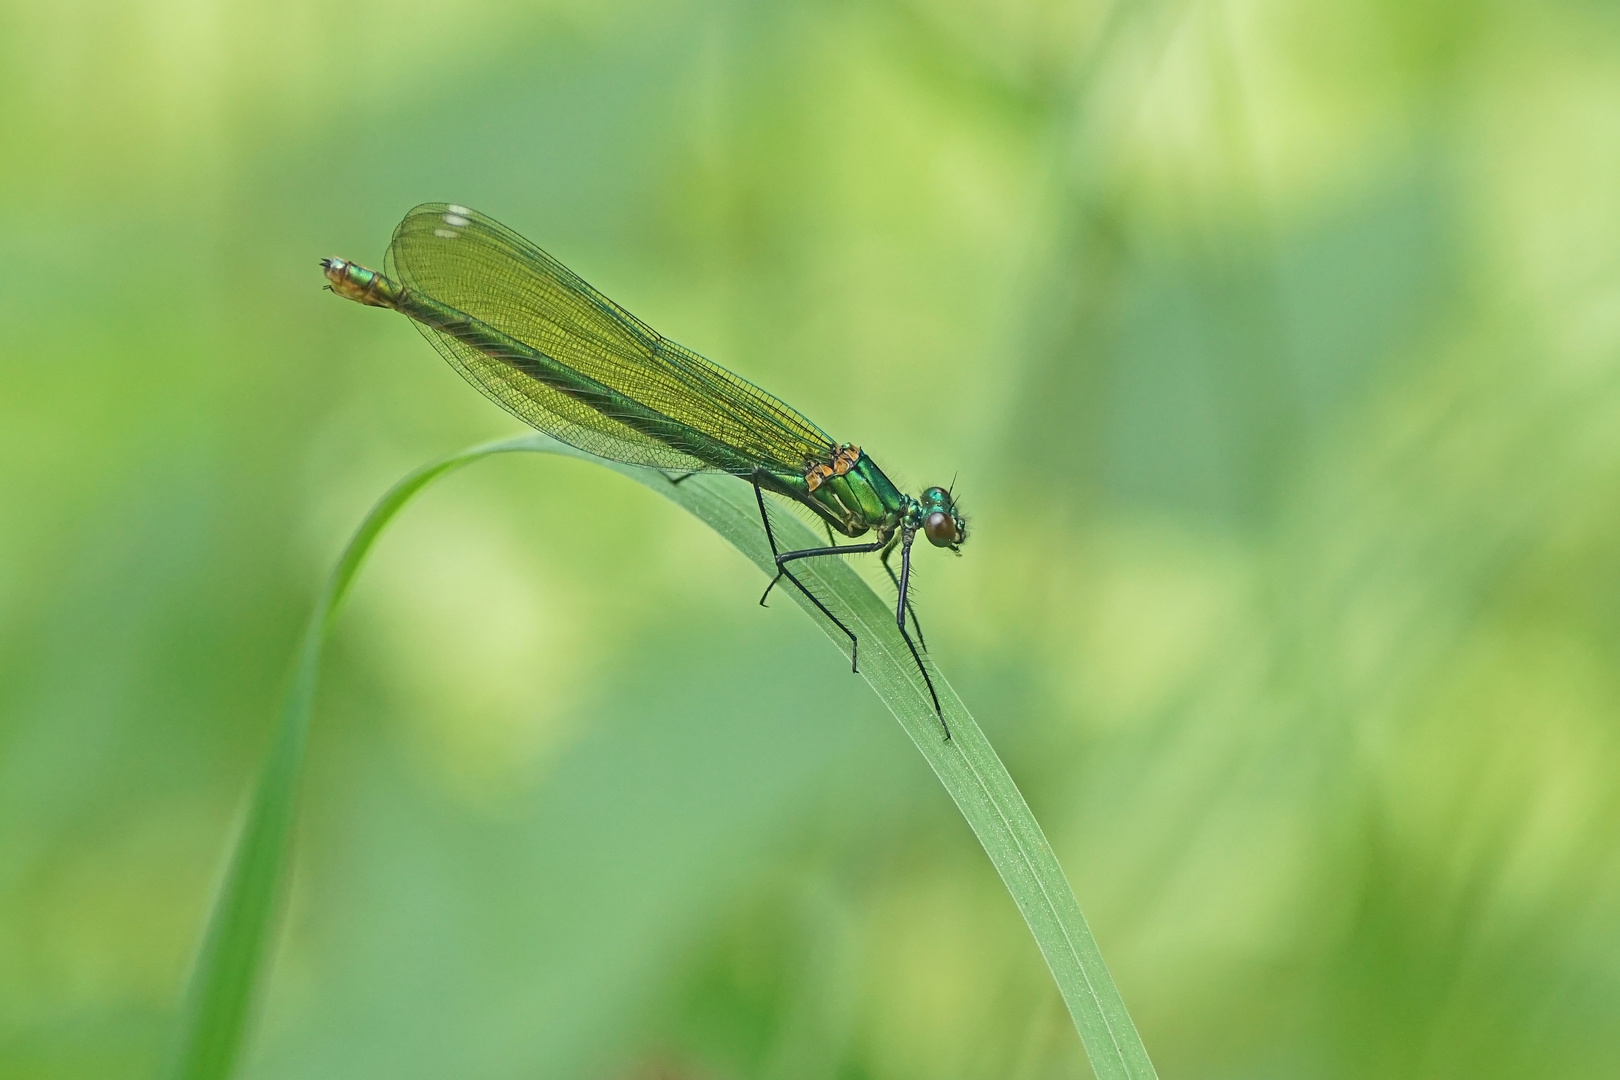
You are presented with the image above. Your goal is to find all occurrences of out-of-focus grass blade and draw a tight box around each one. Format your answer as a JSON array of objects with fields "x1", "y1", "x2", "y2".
[
  {"x1": 163, "y1": 442, "x2": 517, "y2": 1080},
  {"x1": 167, "y1": 433, "x2": 1156, "y2": 1080}
]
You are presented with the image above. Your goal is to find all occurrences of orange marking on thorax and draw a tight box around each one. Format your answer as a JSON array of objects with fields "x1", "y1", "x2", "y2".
[{"x1": 805, "y1": 444, "x2": 862, "y2": 493}]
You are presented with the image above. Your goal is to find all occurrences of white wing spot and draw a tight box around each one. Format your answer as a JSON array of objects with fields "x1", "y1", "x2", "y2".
[
  {"x1": 434, "y1": 228, "x2": 460, "y2": 239},
  {"x1": 443, "y1": 213, "x2": 469, "y2": 227},
  {"x1": 447, "y1": 204, "x2": 471, "y2": 216}
]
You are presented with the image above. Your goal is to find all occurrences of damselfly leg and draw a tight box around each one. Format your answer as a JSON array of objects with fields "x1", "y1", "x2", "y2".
[
  {"x1": 893, "y1": 529, "x2": 946, "y2": 736},
  {"x1": 752, "y1": 479, "x2": 884, "y2": 672},
  {"x1": 881, "y1": 537, "x2": 927, "y2": 649},
  {"x1": 751, "y1": 478, "x2": 947, "y2": 736}
]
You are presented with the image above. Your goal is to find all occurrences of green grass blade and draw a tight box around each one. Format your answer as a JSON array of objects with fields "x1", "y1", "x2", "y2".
[
  {"x1": 164, "y1": 443, "x2": 524, "y2": 1080},
  {"x1": 591, "y1": 448, "x2": 1159, "y2": 1080},
  {"x1": 167, "y1": 433, "x2": 1155, "y2": 1080}
]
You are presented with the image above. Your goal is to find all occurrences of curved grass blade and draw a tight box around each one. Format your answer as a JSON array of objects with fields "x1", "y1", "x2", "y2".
[
  {"x1": 166, "y1": 433, "x2": 1156, "y2": 1080},
  {"x1": 598, "y1": 447, "x2": 1160, "y2": 1080},
  {"x1": 163, "y1": 442, "x2": 526, "y2": 1080}
]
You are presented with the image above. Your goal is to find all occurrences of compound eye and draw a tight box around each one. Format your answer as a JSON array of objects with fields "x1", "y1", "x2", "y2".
[{"x1": 923, "y1": 511, "x2": 958, "y2": 547}]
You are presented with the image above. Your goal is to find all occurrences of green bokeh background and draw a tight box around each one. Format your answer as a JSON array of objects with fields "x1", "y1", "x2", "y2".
[{"x1": 5, "y1": 0, "x2": 1620, "y2": 1077}]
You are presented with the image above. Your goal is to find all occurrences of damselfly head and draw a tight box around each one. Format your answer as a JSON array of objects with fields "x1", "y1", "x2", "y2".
[{"x1": 919, "y1": 485, "x2": 967, "y2": 551}]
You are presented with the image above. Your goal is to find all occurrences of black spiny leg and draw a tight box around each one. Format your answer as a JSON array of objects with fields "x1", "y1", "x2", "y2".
[
  {"x1": 752, "y1": 479, "x2": 862, "y2": 672},
  {"x1": 762, "y1": 519, "x2": 863, "y2": 607},
  {"x1": 664, "y1": 470, "x2": 698, "y2": 486},
  {"x1": 895, "y1": 529, "x2": 948, "y2": 738},
  {"x1": 881, "y1": 536, "x2": 927, "y2": 649},
  {"x1": 751, "y1": 477, "x2": 886, "y2": 673}
]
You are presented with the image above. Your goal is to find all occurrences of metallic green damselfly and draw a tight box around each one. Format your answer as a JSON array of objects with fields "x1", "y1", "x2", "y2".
[{"x1": 323, "y1": 203, "x2": 966, "y2": 734}]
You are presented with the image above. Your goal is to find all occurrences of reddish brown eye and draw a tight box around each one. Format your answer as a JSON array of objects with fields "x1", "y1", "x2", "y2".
[{"x1": 923, "y1": 511, "x2": 958, "y2": 547}]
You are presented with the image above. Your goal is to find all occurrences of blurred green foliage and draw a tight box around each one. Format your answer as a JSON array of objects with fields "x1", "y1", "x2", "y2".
[{"x1": 4, "y1": 0, "x2": 1620, "y2": 1077}]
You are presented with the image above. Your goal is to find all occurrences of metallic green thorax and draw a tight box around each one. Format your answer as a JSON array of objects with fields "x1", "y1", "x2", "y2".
[
  {"x1": 321, "y1": 256, "x2": 937, "y2": 543},
  {"x1": 793, "y1": 453, "x2": 909, "y2": 540}
]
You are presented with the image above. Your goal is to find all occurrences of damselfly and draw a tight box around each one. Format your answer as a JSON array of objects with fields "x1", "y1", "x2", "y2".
[{"x1": 323, "y1": 204, "x2": 967, "y2": 735}]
